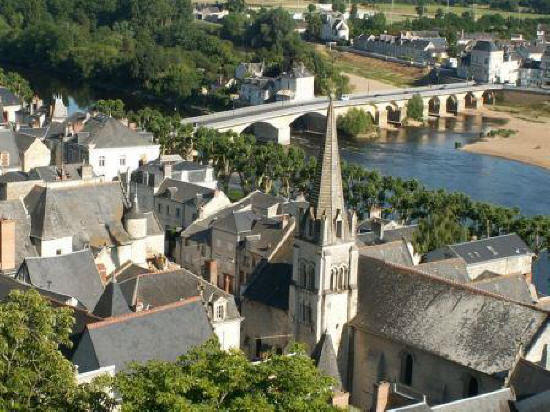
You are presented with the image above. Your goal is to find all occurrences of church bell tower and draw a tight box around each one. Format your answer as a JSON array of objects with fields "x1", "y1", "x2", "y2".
[{"x1": 289, "y1": 99, "x2": 358, "y2": 369}]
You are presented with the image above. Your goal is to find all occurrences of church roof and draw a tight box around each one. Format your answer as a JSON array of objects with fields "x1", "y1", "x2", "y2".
[
  {"x1": 312, "y1": 332, "x2": 343, "y2": 390},
  {"x1": 352, "y1": 255, "x2": 547, "y2": 376},
  {"x1": 308, "y1": 100, "x2": 348, "y2": 243}
]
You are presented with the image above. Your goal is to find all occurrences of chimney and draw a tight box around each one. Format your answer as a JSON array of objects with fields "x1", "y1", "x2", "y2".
[
  {"x1": 163, "y1": 163, "x2": 172, "y2": 179},
  {"x1": 80, "y1": 164, "x2": 93, "y2": 180},
  {"x1": 281, "y1": 214, "x2": 289, "y2": 229},
  {"x1": 0, "y1": 220, "x2": 15, "y2": 271},
  {"x1": 370, "y1": 205, "x2": 382, "y2": 219},
  {"x1": 96, "y1": 263, "x2": 107, "y2": 283},
  {"x1": 135, "y1": 300, "x2": 144, "y2": 312},
  {"x1": 375, "y1": 382, "x2": 391, "y2": 412},
  {"x1": 206, "y1": 259, "x2": 218, "y2": 285}
]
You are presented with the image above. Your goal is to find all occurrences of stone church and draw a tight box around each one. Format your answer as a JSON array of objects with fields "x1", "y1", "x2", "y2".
[{"x1": 241, "y1": 100, "x2": 550, "y2": 410}]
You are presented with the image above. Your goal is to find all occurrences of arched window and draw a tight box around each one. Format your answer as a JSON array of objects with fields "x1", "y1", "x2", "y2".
[
  {"x1": 467, "y1": 376, "x2": 479, "y2": 397},
  {"x1": 401, "y1": 353, "x2": 413, "y2": 386},
  {"x1": 338, "y1": 267, "x2": 344, "y2": 290},
  {"x1": 331, "y1": 268, "x2": 337, "y2": 291},
  {"x1": 308, "y1": 264, "x2": 315, "y2": 290}
]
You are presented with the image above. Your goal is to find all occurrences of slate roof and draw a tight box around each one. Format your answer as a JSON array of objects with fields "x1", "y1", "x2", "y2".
[
  {"x1": 244, "y1": 262, "x2": 292, "y2": 310},
  {"x1": 0, "y1": 199, "x2": 38, "y2": 268},
  {"x1": 0, "y1": 128, "x2": 22, "y2": 168},
  {"x1": 93, "y1": 281, "x2": 132, "y2": 318},
  {"x1": 74, "y1": 115, "x2": 156, "y2": 149},
  {"x1": 415, "y1": 258, "x2": 470, "y2": 283},
  {"x1": 0, "y1": 88, "x2": 21, "y2": 106},
  {"x1": 156, "y1": 179, "x2": 215, "y2": 204},
  {"x1": 471, "y1": 274, "x2": 535, "y2": 305},
  {"x1": 352, "y1": 255, "x2": 547, "y2": 376},
  {"x1": 0, "y1": 171, "x2": 29, "y2": 183},
  {"x1": 426, "y1": 234, "x2": 532, "y2": 266},
  {"x1": 473, "y1": 40, "x2": 500, "y2": 52},
  {"x1": 360, "y1": 241, "x2": 414, "y2": 267},
  {"x1": 30, "y1": 164, "x2": 95, "y2": 182},
  {"x1": 23, "y1": 182, "x2": 161, "y2": 249},
  {"x1": 71, "y1": 297, "x2": 213, "y2": 373},
  {"x1": 117, "y1": 269, "x2": 240, "y2": 320},
  {"x1": 509, "y1": 358, "x2": 550, "y2": 400},
  {"x1": 19, "y1": 250, "x2": 104, "y2": 311},
  {"x1": 312, "y1": 333, "x2": 342, "y2": 390}
]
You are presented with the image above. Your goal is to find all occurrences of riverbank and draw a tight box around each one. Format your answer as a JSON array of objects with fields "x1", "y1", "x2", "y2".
[{"x1": 461, "y1": 107, "x2": 550, "y2": 170}]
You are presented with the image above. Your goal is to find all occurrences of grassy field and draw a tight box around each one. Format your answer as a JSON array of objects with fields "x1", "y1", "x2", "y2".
[
  {"x1": 206, "y1": 0, "x2": 550, "y2": 19},
  {"x1": 313, "y1": 44, "x2": 426, "y2": 87}
]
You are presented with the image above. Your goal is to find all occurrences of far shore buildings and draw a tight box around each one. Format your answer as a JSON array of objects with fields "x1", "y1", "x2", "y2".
[
  {"x1": 237, "y1": 63, "x2": 315, "y2": 105},
  {"x1": 354, "y1": 31, "x2": 448, "y2": 65},
  {"x1": 320, "y1": 11, "x2": 350, "y2": 42}
]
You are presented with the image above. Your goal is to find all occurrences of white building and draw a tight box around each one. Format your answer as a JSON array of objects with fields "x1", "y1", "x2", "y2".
[
  {"x1": 0, "y1": 88, "x2": 23, "y2": 123},
  {"x1": 276, "y1": 64, "x2": 315, "y2": 102},
  {"x1": 466, "y1": 40, "x2": 519, "y2": 84},
  {"x1": 320, "y1": 12, "x2": 349, "y2": 42},
  {"x1": 58, "y1": 114, "x2": 160, "y2": 181}
]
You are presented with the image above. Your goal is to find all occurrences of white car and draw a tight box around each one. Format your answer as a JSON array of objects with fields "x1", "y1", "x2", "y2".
[{"x1": 340, "y1": 94, "x2": 350, "y2": 101}]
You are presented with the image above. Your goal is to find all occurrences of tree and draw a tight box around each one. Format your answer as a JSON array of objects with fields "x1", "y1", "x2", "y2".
[
  {"x1": 416, "y1": 0, "x2": 427, "y2": 16},
  {"x1": 226, "y1": 0, "x2": 246, "y2": 13},
  {"x1": 0, "y1": 290, "x2": 112, "y2": 411},
  {"x1": 412, "y1": 212, "x2": 470, "y2": 255},
  {"x1": 337, "y1": 108, "x2": 375, "y2": 137},
  {"x1": 406, "y1": 94, "x2": 424, "y2": 122},
  {"x1": 113, "y1": 338, "x2": 338, "y2": 411},
  {"x1": 308, "y1": 3, "x2": 316, "y2": 13},
  {"x1": 332, "y1": 0, "x2": 346, "y2": 13},
  {"x1": 94, "y1": 99, "x2": 125, "y2": 119}
]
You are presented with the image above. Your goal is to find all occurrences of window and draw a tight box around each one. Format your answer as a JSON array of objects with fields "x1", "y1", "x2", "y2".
[
  {"x1": 215, "y1": 303, "x2": 225, "y2": 321},
  {"x1": 307, "y1": 264, "x2": 315, "y2": 290},
  {"x1": 467, "y1": 377, "x2": 479, "y2": 397},
  {"x1": 166, "y1": 205, "x2": 170, "y2": 215},
  {"x1": 98, "y1": 156, "x2": 105, "y2": 167},
  {"x1": 176, "y1": 208, "x2": 181, "y2": 218},
  {"x1": 336, "y1": 219, "x2": 343, "y2": 238},
  {"x1": 120, "y1": 156, "x2": 126, "y2": 166},
  {"x1": 56, "y1": 249, "x2": 62, "y2": 255},
  {"x1": 401, "y1": 353, "x2": 414, "y2": 386},
  {"x1": 158, "y1": 203, "x2": 162, "y2": 214},
  {"x1": 301, "y1": 302, "x2": 312, "y2": 325}
]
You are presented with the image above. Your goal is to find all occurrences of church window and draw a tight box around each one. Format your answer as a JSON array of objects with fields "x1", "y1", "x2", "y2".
[
  {"x1": 401, "y1": 353, "x2": 414, "y2": 386},
  {"x1": 331, "y1": 268, "x2": 337, "y2": 291},
  {"x1": 336, "y1": 219, "x2": 343, "y2": 238},
  {"x1": 467, "y1": 376, "x2": 479, "y2": 397},
  {"x1": 307, "y1": 264, "x2": 315, "y2": 290},
  {"x1": 308, "y1": 221, "x2": 314, "y2": 237},
  {"x1": 338, "y1": 267, "x2": 344, "y2": 289}
]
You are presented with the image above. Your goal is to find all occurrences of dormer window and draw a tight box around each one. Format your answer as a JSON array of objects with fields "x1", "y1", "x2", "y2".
[{"x1": 213, "y1": 298, "x2": 227, "y2": 321}]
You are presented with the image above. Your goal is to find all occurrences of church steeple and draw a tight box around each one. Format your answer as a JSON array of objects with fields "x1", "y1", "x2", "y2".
[{"x1": 304, "y1": 99, "x2": 349, "y2": 245}]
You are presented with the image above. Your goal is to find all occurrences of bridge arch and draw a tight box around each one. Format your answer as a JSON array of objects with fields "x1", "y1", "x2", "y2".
[
  {"x1": 465, "y1": 92, "x2": 478, "y2": 109},
  {"x1": 428, "y1": 96, "x2": 440, "y2": 115},
  {"x1": 482, "y1": 90, "x2": 495, "y2": 105},
  {"x1": 445, "y1": 95, "x2": 458, "y2": 115},
  {"x1": 386, "y1": 103, "x2": 402, "y2": 124},
  {"x1": 241, "y1": 121, "x2": 285, "y2": 143},
  {"x1": 289, "y1": 112, "x2": 327, "y2": 135}
]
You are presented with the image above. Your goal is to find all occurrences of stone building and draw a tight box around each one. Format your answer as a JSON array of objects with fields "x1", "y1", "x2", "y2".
[
  {"x1": 0, "y1": 127, "x2": 51, "y2": 175},
  {"x1": 0, "y1": 88, "x2": 23, "y2": 123}
]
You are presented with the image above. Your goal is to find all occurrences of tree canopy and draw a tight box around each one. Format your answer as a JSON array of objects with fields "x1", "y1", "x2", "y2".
[
  {"x1": 113, "y1": 338, "x2": 338, "y2": 411},
  {"x1": 0, "y1": 290, "x2": 112, "y2": 411},
  {"x1": 406, "y1": 94, "x2": 424, "y2": 122}
]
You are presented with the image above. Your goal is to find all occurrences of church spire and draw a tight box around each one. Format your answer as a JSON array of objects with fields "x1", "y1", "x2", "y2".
[{"x1": 308, "y1": 98, "x2": 348, "y2": 244}]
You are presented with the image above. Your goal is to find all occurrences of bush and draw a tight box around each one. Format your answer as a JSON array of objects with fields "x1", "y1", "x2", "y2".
[
  {"x1": 337, "y1": 108, "x2": 375, "y2": 137},
  {"x1": 406, "y1": 94, "x2": 424, "y2": 122}
]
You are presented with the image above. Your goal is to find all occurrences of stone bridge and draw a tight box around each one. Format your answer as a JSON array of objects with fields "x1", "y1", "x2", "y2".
[{"x1": 183, "y1": 82, "x2": 502, "y2": 144}]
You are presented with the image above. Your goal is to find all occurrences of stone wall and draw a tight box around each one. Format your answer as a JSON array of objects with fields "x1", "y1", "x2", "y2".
[
  {"x1": 496, "y1": 89, "x2": 550, "y2": 105},
  {"x1": 350, "y1": 329, "x2": 502, "y2": 410}
]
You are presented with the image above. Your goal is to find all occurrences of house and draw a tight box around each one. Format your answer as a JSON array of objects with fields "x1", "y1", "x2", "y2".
[
  {"x1": 241, "y1": 261, "x2": 293, "y2": 358},
  {"x1": 235, "y1": 62, "x2": 265, "y2": 80},
  {"x1": 462, "y1": 40, "x2": 520, "y2": 84},
  {"x1": 320, "y1": 12, "x2": 349, "y2": 42},
  {"x1": 276, "y1": 64, "x2": 315, "y2": 102},
  {"x1": 177, "y1": 191, "x2": 296, "y2": 297},
  {"x1": 130, "y1": 155, "x2": 219, "y2": 213},
  {"x1": 71, "y1": 296, "x2": 213, "y2": 373},
  {"x1": 517, "y1": 44, "x2": 546, "y2": 62},
  {"x1": 108, "y1": 268, "x2": 242, "y2": 350},
  {"x1": 536, "y1": 23, "x2": 550, "y2": 44},
  {"x1": 425, "y1": 233, "x2": 534, "y2": 281},
  {"x1": 0, "y1": 88, "x2": 23, "y2": 123},
  {"x1": 0, "y1": 127, "x2": 51, "y2": 174},
  {"x1": 354, "y1": 33, "x2": 448, "y2": 65},
  {"x1": 48, "y1": 114, "x2": 160, "y2": 181},
  {"x1": 22, "y1": 181, "x2": 164, "y2": 274},
  {"x1": 239, "y1": 77, "x2": 276, "y2": 105},
  {"x1": 17, "y1": 250, "x2": 104, "y2": 312},
  {"x1": 193, "y1": 5, "x2": 228, "y2": 22},
  {"x1": 154, "y1": 179, "x2": 230, "y2": 233}
]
